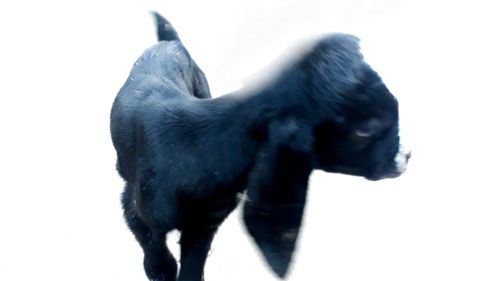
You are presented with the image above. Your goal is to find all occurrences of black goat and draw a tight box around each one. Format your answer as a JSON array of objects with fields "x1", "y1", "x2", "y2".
[{"x1": 110, "y1": 12, "x2": 410, "y2": 281}]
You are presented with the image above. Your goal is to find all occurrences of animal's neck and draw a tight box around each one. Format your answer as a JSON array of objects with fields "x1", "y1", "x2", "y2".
[{"x1": 215, "y1": 68, "x2": 311, "y2": 128}]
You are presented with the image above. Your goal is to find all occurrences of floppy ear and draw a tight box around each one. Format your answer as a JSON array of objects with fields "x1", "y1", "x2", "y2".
[{"x1": 243, "y1": 118, "x2": 313, "y2": 278}]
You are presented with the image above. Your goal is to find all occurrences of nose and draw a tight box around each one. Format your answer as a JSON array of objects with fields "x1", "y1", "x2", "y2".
[
  {"x1": 394, "y1": 146, "x2": 410, "y2": 174},
  {"x1": 405, "y1": 150, "x2": 412, "y2": 161}
]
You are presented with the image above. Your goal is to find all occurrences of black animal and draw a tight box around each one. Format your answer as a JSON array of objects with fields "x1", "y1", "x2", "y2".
[{"x1": 110, "y1": 12, "x2": 410, "y2": 281}]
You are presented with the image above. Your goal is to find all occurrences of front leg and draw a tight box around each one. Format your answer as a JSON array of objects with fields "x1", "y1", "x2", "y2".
[
  {"x1": 177, "y1": 225, "x2": 217, "y2": 281},
  {"x1": 177, "y1": 195, "x2": 239, "y2": 281}
]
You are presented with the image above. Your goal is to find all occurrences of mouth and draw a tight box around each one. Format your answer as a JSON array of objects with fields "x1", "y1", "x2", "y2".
[
  {"x1": 365, "y1": 147, "x2": 411, "y2": 181},
  {"x1": 319, "y1": 164, "x2": 362, "y2": 176},
  {"x1": 365, "y1": 171, "x2": 402, "y2": 181}
]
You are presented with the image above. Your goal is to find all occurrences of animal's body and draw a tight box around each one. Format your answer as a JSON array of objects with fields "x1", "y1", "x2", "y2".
[{"x1": 110, "y1": 12, "x2": 409, "y2": 281}]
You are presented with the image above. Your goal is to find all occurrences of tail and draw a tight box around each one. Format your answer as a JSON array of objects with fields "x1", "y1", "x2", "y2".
[{"x1": 150, "y1": 11, "x2": 179, "y2": 41}]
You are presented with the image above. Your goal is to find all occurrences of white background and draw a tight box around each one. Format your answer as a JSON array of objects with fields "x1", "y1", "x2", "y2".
[{"x1": 1, "y1": 0, "x2": 499, "y2": 280}]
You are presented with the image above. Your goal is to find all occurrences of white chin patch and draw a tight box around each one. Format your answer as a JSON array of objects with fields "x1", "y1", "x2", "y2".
[{"x1": 394, "y1": 145, "x2": 409, "y2": 174}]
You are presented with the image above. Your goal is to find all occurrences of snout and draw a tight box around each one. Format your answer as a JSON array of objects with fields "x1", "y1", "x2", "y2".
[
  {"x1": 395, "y1": 146, "x2": 411, "y2": 174},
  {"x1": 366, "y1": 147, "x2": 411, "y2": 181}
]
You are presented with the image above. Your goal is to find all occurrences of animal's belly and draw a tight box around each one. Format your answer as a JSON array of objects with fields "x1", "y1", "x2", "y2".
[{"x1": 176, "y1": 188, "x2": 242, "y2": 230}]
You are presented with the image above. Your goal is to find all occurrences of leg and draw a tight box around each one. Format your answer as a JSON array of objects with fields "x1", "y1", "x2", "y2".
[
  {"x1": 177, "y1": 225, "x2": 218, "y2": 281},
  {"x1": 122, "y1": 187, "x2": 178, "y2": 281},
  {"x1": 142, "y1": 231, "x2": 177, "y2": 281},
  {"x1": 176, "y1": 190, "x2": 240, "y2": 281}
]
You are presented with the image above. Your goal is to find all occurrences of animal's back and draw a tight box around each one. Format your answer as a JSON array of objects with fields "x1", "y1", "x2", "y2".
[{"x1": 110, "y1": 19, "x2": 211, "y2": 181}]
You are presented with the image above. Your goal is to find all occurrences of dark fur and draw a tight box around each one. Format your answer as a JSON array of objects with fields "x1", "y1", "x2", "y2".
[{"x1": 110, "y1": 12, "x2": 406, "y2": 281}]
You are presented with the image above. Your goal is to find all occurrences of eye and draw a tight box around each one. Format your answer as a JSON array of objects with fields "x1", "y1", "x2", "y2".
[
  {"x1": 354, "y1": 128, "x2": 375, "y2": 138},
  {"x1": 348, "y1": 129, "x2": 374, "y2": 143},
  {"x1": 350, "y1": 118, "x2": 382, "y2": 141}
]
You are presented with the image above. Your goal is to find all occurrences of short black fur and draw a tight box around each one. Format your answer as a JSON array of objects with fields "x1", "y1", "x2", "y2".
[{"x1": 110, "y1": 12, "x2": 407, "y2": 281}]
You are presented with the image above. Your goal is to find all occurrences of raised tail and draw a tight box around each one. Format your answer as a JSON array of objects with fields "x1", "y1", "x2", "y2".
[{"x1": 151, "y1": 11, "x2": 179, "y2": 41}]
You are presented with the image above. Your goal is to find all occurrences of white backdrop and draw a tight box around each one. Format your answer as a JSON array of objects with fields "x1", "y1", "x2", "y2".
[{"x1": 1, "y1": 0, "x2": 499, "y2": 280}]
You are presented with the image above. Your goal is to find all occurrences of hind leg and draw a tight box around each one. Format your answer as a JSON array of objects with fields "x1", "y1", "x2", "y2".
[
  {"x1": 123, "y1": 189, "x2": 178, "y2": 281},
  {"x1": 142, "y1": 230, "x2": 177, "y2": 281}
]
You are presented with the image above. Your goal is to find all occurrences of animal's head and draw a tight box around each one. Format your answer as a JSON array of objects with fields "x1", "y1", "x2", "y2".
[
  {"x1": 302, "y1": 34, "x2": 410, "y2": 180},
  {"x1": 243, "y1": 33, "x2": 410, "y2": 279}
]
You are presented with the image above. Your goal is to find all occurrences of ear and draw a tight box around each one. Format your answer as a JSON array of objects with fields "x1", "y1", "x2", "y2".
[{"x1": 243, "y1": 118, "x2": 313, "y2": 278}]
